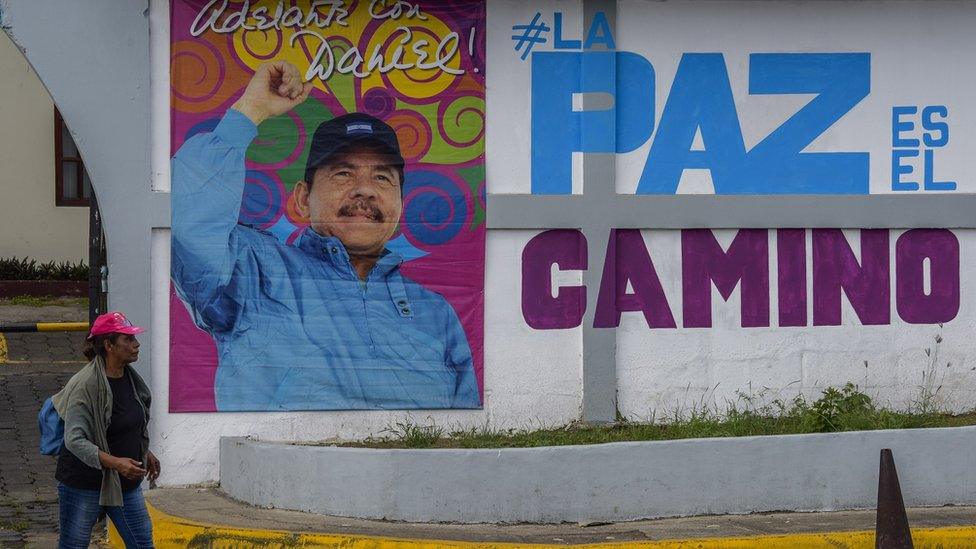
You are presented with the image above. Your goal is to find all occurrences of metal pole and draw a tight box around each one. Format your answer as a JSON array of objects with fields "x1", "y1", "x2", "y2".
[{"x1": 88, "y1": 190, "x2": 104, "y2": 324}]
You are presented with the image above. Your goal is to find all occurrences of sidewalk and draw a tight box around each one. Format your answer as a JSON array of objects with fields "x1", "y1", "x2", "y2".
[
  {"x1": 0, "y1": 299, "x2": 95, "y2": 548},
  {"x1": 127, "y1": 486, "x2": 976, "y2": 548}
]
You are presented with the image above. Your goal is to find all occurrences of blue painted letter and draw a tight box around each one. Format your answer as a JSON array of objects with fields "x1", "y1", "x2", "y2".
[
  {"x1": 532, "y1": 51, "x2": 654, "y2": 194},
  {"x1": 744, "y1": 53, "x2": 871, "y2": 194}
]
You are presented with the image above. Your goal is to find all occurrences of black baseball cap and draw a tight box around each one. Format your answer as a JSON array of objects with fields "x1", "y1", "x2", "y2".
[{"x1": 304, "y1": 112, "x2": 405, "y2": 184}]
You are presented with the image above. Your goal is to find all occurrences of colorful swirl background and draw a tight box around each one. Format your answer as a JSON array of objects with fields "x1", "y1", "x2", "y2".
[{"x1": 169, "y1": 0, "x2": 486, "y2": 412}]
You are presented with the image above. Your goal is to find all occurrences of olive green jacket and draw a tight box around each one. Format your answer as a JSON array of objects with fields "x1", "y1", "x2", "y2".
[{"x1": 52, "y1": 355, "x2": 151, "y2": 506}]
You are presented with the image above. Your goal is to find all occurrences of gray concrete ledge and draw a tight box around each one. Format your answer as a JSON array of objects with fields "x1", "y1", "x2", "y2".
[{"x1": 219, "y1": 427, "x2": 976, "y2": 524}]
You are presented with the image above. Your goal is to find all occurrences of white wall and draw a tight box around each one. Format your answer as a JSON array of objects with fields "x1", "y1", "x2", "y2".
[
  {"x1": 615, "y1": 229, "x2": 976, "y2": 419},
  {"x1": 0, "y1": 32, "x2": 88, "y2": 263},
  {"x1": 147, "y1": 0, "x2": 976, "y2": 486}
]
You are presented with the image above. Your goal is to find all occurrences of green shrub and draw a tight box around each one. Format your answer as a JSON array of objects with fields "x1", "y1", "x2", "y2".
[
  {"x1": 0, "y1": 257, "x2": 89, "y2": 281},
  {"x1": 802, "y1": 383, "x2": 875, "y2": 432}
]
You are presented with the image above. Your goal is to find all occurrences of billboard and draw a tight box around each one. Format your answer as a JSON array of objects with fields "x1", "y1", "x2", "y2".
[{"x1": 169, "y1": 0, "x2": 486, "y2": 412}]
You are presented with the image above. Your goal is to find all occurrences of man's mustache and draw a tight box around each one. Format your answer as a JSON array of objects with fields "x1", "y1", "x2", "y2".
[{"x1": 337, "y1": 200, "x2": 384, "y2": 222}]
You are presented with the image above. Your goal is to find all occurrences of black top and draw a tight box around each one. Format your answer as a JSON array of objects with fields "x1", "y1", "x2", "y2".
[{"x1": 55, "y1": 369, "x2": 146, "y2": 491}]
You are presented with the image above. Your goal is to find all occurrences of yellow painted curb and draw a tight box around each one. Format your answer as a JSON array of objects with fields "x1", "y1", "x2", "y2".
[
  {"x1": 108, "y1": 503, "x2": 976, "y2": 548},
  {"x1": 0, "y1": 333, "x2": 8, "y2": 363}
]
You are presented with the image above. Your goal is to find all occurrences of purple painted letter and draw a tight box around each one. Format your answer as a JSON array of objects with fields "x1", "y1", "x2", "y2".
[
  {"x1": 777, "y1": 229, "x2": 807, "y2": 327},
  {"x1": 896, "y1": 229, "x2": 960, "y2": 324},
  {"x1": 812, "y1": 229, "x2": 890, "y2": 326},
  {"x1": 681, "y1": 229, "x2": 769, "y2": 328},
  {"x1": 522, "y1": 230, "x2": 587, "y2": 329},
  {"x1": 593, "y1": 230, "x2": 676, "y2": 329}
]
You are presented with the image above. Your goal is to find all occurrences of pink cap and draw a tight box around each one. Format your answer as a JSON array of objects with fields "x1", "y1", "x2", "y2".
[{"x1": 88, "y1": 311, "x2": 145, "y2": 339}]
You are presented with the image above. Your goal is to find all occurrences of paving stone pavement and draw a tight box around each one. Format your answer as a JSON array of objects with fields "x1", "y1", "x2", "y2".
[
  {"x1": 2, "y1": 332, "x2": 87, "y2": 364},
  {"x1": 0, "y1": 360, "x2": 81, "y2": 547},
  {"x1": 0, "y1": 302, "x2": 107, "y2": 547}
]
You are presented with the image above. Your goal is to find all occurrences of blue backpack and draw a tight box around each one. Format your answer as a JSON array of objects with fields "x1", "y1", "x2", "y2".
[{"x1": 38, "y1": 396, "x2": 64, "y2": 455}]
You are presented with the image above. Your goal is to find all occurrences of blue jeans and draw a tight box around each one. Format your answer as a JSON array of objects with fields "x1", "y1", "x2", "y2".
[{"x1": 58, "y1": 483, "x2": 154, "y2": 548}]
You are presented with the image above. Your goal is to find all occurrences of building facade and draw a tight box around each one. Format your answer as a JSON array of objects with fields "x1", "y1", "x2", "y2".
[{"x1": 0, "y1": 32, "x2": 89, "y2": 264}]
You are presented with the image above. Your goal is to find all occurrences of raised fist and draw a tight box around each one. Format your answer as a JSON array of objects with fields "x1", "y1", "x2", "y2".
[{"x1": 232, "y1": 61, "x2": 313, "y2": 125}]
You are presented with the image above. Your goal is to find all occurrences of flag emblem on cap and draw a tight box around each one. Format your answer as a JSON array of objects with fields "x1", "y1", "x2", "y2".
[{"x1": 346, "y1": 122, "x2": 373, "y2": 135}]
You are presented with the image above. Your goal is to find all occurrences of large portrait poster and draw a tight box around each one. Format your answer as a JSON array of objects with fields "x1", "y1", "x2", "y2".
[{"x1": 169, "y1": 0, "x2": 486, "y2": 412}]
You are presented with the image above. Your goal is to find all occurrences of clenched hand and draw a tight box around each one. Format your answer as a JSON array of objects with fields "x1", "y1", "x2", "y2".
[{"x1": 232, "y1": 61, "x2": 314, "y2": 125}]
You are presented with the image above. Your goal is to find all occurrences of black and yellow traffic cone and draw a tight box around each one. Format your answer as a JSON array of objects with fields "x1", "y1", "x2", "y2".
[{"x1": 876, "y1": 448, "x2": 914, "y2": 548}]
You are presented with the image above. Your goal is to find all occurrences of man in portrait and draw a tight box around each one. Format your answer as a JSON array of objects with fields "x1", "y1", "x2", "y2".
[{"x1": 171, "y1": 61, "x2": 480, "y2": 411}]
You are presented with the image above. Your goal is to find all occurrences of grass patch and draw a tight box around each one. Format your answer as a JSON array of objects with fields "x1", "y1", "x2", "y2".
[
  {"x1": 0, "y1": 295, "x2": 88, "y2": 307},
  {"x1": 381, "y1": 420, "x2": 445, "y2": 448},
  {"x1": 337, "y1": 383, "x2": 976, "y2": 450}
]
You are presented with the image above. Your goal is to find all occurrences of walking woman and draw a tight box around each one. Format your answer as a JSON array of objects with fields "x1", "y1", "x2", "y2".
[{"x1": 53, "y1": 311, "x2": 158, "y2": 548}]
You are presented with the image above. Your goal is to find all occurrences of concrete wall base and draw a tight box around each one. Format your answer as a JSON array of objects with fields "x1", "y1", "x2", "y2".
[{"x1": 219, "y1": 427, "x2": 976, "y2": 524}]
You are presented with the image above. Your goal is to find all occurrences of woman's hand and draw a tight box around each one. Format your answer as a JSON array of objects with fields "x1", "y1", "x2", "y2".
[
  {"x1": 98, "y1": 450, "x2": 147, "y2": 480},
  {"x1": 112, "y1": 457, "x2": 147, "y2": 481},
  {"x1": 146, "y1": 451, "x2": 161, "y2": 483}
]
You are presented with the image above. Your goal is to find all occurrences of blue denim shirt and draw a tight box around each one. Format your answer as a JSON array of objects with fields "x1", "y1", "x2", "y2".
[{"x1": 171, "y1": 110, "x2": 480, "y2": 411}]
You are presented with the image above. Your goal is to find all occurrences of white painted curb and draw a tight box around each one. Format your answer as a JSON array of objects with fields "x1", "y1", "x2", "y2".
[{"x1": 219, "y1": 427, "x2": 976, "y2": 524}]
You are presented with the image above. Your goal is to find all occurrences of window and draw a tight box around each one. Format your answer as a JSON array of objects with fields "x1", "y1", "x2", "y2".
[{"x1": 54, "y1": 108, "x2": 92, "y2": 207}]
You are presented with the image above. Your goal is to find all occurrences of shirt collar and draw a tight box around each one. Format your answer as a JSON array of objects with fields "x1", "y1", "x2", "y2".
[{"x1": 296, "y1": 227, "x2": 404, "y2": 277}]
